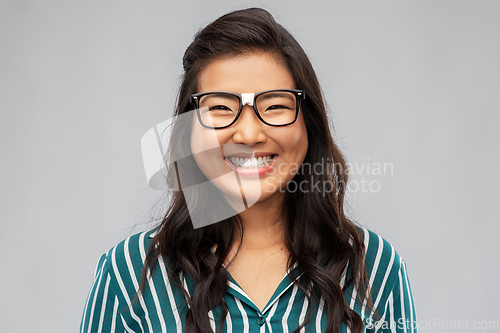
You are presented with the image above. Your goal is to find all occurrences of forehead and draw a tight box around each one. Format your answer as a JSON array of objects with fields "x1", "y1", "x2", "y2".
[{"x1": 197, "y1": 52, "x2": 295, "y2": 93}]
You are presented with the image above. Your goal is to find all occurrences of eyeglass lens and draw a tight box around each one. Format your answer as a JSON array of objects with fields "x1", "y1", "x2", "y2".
[{"x1": 198, "y1": 91, "x2": 297, "y2": 128}]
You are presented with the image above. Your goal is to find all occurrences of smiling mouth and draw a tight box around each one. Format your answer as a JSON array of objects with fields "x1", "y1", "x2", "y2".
[{"x1": 225, "y1": 154, "x2": 276, "y2": 169}]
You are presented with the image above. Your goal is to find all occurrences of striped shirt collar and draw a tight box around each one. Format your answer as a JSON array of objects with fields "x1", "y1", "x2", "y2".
[
  {"x1": 148, "y1": 227, "x2": 303, "y2": 315},
  {"x1": 226, "y1": 261, "x2": 302, "y2": 315}
]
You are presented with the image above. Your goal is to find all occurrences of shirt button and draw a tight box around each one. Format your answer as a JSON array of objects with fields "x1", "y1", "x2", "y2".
[{"x1": 258, "y1": 317, "x2": 265, "y2": 326}]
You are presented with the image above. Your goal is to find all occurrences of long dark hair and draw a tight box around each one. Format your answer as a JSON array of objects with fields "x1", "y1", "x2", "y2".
[{"x1": 139, "y1": 8, "x2": 374, "y2": 333}]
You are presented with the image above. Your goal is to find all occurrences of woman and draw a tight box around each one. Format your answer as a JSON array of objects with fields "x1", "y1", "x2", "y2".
[{"x1": 80, "y1": 8, "x2": 416, "y2": 333}]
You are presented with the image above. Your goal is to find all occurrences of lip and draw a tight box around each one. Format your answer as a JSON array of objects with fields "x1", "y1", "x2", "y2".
[
  {"x1": 225, "y1": 154, "x2": 278, "y2": 176},
  {"x1": 225, "y1": 152, "x2": 276, "y2": 159}
]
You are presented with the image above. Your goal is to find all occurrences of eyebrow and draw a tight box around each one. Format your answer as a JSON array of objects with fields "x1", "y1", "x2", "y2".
[
  {"x1": 200, "y1": 93, "x2": 237, "y2": 103},
  {"x1": 258, "y1": 92, "x2": 295, "y2": 102}
]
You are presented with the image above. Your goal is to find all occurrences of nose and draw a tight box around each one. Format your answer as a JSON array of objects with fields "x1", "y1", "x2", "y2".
[{"x1": 231, "y1": 105, "x2": 267, "y2": 146}]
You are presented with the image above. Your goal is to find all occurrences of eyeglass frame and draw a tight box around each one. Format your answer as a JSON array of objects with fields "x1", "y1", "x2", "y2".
[{"x1": 190, "y1": 89, "x2": 306, "y2": 129}]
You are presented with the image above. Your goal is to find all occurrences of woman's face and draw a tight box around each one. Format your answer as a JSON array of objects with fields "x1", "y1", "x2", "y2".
[{"x1": 190, "y1": 52, "x2": 308, "y2": 212}]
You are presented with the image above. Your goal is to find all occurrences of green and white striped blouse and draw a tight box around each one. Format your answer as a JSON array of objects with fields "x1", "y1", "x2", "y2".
[{"x1": 80, "y1": 227, "x2": 416, "y2": 332}]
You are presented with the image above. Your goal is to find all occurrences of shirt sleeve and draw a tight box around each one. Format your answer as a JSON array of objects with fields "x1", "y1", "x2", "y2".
[
  {"x1": 371, "y1": 259, "x2": 417, "y2": 333},
  {"x1": 80, "y1": 253, "x2": 124, "y2": 333}
]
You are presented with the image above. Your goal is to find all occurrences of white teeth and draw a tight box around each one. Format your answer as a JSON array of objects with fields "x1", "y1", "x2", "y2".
[{"x1": 228, "y1": 155, "x2": 274, "y2": 169}]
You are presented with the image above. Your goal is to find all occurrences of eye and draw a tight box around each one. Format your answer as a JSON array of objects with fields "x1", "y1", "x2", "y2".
[
  {"x1": 265, "y1": 105, "x2": 291, "y2": 111},
  {"x1": 209, "y1": 105, "x2": 233, "y2": 112}
]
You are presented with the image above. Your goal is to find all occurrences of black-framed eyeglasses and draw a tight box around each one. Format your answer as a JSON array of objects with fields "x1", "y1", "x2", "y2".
[{"x1": 190, "y1": 89, "x2": 305, "y2": 129}]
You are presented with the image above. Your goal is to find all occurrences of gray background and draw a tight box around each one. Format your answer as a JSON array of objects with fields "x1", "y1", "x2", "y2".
[{"x1": 1, "y1": 1, "x2": 499, "y2": 332}]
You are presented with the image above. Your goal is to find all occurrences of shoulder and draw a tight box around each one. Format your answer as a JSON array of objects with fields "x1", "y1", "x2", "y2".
[
  {"x1": 96, "y1": 228, "x2": 157, "y2": 295},
  {"x1": 357, "y1": 226, "x2": 403, "y2": 273},
  {"x1": 356, "y1": 227, "x2": 415, "y2": 317},
  {"x1": 357, "y1": 226, "x2": 404, "y2": 296},
  {"x1": 356, "y1": 227, "x2": 418, "y2": 327},
  {"x1": 108, "y1": 228, "x2": 156, "y2": 267},
  {"x1": 81, "y1": 229, "x2": 158, "y2": 332}
]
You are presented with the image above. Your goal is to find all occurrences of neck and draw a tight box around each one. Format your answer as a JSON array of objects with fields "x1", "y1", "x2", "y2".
[
  {"x1": 212, "y1": 193, "x2": 289, "y2": 258},
  {"x1": 232, "y1": 199, "x2": 286, "y2": 251}
]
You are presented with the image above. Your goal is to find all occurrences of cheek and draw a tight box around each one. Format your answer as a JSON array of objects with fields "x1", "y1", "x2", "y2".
[
  {"x1": 295, "y1": 116, "x2": 309, "y2": 159},
  {"x1": 277, "y1": 122, "x2": 308, "y2": 159},
  {"x1": 190, "y1": 124, "x2": 221, "y2": 158},
  {"x1": 190, "y1": 122, "x2": 234, "y2": 180},
  {"x1": 190, "y1": 121, "x2": 221, "y2": 176},
  {"x1": 191, "y1": 120, "x2": 231, "y2": 154}
]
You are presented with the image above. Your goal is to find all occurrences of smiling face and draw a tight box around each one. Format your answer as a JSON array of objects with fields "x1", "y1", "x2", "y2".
[{"x1": 190, "y1": 52, "x2": 308, "y2": 211}]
